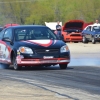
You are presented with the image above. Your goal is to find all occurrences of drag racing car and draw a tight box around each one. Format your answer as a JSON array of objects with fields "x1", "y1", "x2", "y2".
[
  {"x1": 82, "y1": 24, "x2": 100, "y2": 44},
  {"x1": 0, "y1": 25, "x2": 70, "y2": 70}
]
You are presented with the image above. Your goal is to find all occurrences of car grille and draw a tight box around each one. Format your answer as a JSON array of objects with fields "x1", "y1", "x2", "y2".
[
  {"x1": 34, "y1": 49, "x2": 59, "y2": 54},
  {"x1": 70, "y1": 34, "x2": 81, "y2": 36}
]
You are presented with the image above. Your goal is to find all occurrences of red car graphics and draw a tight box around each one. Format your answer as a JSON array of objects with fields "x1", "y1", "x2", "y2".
[
  {"x1": 23, "y1": 40, "x2": 57, "y2": 47},
  {"x1": 0, "y1": 40, "x2": 11, "y2": 64}
]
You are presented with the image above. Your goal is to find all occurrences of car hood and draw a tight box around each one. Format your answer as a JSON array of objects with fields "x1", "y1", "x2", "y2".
[
  {"x1": 62, "y1": 20, "x2": 84, "y2": 31},
  {"x1": 15, "y1": 40, "x2": 65, "y2": 49},
  {"x1": 62, "y1": 20, "x2": 93, "y2": 31}
]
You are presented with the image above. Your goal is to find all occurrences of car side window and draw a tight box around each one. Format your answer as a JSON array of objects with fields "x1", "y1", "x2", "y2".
[
  {"x1": 86, "y1": 26, "x2": 91, "y2": 31},
  {"x1": 3, "y1": 29, "x2": 12, "y2": 40},
  {"x1": 0, "y1": 30, "x2": 5, "y2": 40},
  {"x1": 92, "y1": 26, "x2": 96, "y2": 32},
  {"x1": 92, "y1": 26, "x2": 100, "y2": 32}
]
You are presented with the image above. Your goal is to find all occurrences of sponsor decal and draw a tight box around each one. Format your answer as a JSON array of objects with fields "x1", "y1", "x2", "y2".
[
  {"x1": 0, "y1": 46, "x2": 3, "y2": 58},
  {"x1": 0, "y1": 51, "x2": 3, "y2": 58},
  {"x1": 17, "y1": 50, "x2": 20, "y2": 55},
  {"x1": 16, "y1": 55, "x2": 21, "y2": 63},
  {"x1": 3, "y1": 54, "x2": 6, "y2": 58},
  {"x1": 45, "y1": 50, "x2": 50, "y2": 52},
  {"x1": 0, "y1": 44, "x2": 9, "y2": 59},
  {"x1": 17, "y1": 52, "x2": 20, "y2": 55}
]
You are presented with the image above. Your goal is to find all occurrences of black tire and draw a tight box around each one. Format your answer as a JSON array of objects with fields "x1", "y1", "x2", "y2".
[
  {"x1": 74, "y1": 41, "x2": 78, "y2": 43},
  {"x1": 92, "y1": 37, "x2": 96, "y2": 44},
  {"x1": 59, "y1": 64, "x2": 68, "y2": 69},
  {"x1": 13, "y1": 55, "x2": 22, "y2": 70},
  {"x1": 82, "y1": 36, "x2": 88, "y2": 43}
]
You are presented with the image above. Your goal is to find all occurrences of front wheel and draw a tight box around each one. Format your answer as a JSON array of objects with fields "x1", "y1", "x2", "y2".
[
  {"x1": 59, "y1": 64, "x2": 68, "y2": 69},
  {"x1": 74, "y1": 41, "x2": 78, "y2": 43},
  {"x1": 13, "y1": 55, "x2": 22, "y2": 70},
  {"x1": 82, "y1": 36, "x2": 88, "y2": 43},
  {"x1": 92, "y1": 37, "x2": 96, "y2": 44}
]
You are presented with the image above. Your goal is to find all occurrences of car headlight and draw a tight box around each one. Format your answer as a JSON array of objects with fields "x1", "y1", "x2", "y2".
[
  {"x1": 60, "y1": 45, "x2": 69, "y2": 53},
  {"x1": 19, "y1": 47, "x2": 33, "y2": 54}
]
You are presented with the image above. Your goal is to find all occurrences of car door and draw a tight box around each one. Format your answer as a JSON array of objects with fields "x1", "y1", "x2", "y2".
[
  {"x1": 89, "y1": 26, "x2": 96, "y2": 40},
  {"x1": 0, "y1": 28, "x2": 12, "y2": 64},
  {"x1": 92, "y1": 26, "x2": 99, "y2": 38},
  {"x1": 85, "y1": 26, "x2": 92, "y2": 39},
  {"x1": 82, "y1": 26, "x2": 90, "y2": 38}
]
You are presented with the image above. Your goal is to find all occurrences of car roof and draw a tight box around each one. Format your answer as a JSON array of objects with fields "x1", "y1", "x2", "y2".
[
  {"x1": 88, "y1": 24, "x2": 100, "y2": 27},
  {"x1": 7, "y1": 25, "x2": 47, "y2": 29},
  {"x1": 84, "y1": 24, "x2": 100, "y2": 30}
]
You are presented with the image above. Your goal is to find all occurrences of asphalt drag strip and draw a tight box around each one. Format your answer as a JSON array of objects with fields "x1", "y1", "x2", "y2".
[{"x1": 0, "y1": 73, "x2": 100, "y2": 100}]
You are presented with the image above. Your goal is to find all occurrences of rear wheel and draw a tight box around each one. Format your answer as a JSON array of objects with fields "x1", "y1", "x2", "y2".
[
  {"x1": 82, "y1": 36, "x2": 88, "y2": 43},
  {"x1": 13, "y1": 55, "x2": 22, "y2": 70},
  {"x1": 59, "y1": 64, "x2": 68, "y2": 69}
]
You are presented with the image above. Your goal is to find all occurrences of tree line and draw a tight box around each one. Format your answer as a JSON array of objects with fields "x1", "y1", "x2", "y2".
[{"x1": 0, "y1": 0, "x2": 100, "y2": 26}]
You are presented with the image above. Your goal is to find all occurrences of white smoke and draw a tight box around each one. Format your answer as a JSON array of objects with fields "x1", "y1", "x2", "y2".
[{"x1": 0, "y1": 63, "x2": 9, "y2": 69}]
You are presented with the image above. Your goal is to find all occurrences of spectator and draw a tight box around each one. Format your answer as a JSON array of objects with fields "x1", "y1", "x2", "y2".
[
  {"x1": 94, "y1": 19, "x2": 100, "y2": 25},
  {"x1": 56, "y1": 21, "x2": 62, "y2": 39}
]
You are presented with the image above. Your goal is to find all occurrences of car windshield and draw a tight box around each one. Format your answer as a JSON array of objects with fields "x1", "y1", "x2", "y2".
[
  {"x1": 14, "y1": 27, "x2": 58, "y2": 41},
  {"x1": 93, "y1": 26, "x2": 100, "y2": 32}
]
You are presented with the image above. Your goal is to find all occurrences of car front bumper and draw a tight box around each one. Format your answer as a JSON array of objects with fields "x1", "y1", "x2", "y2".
[
  {"x1": 16, "y1": 56, "x2": 70, "y2": 66},
  {"x1": 65, "y1": 37, "x2": 82, "y2": 42},
  {"x1": 63, "y1": 33, "x2": 82, "y2": 42}
]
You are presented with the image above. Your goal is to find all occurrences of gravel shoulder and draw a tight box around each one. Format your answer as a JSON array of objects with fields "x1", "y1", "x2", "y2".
[
  {"x1": 0, "y1": 79, "x2": 71, "y2": 100},
  {"x1": 67, "y1": 42, "x2": 100, "y2": 53},
  {"x1": 67, "y1": 43, "x2": 100, "y2": 58}
]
